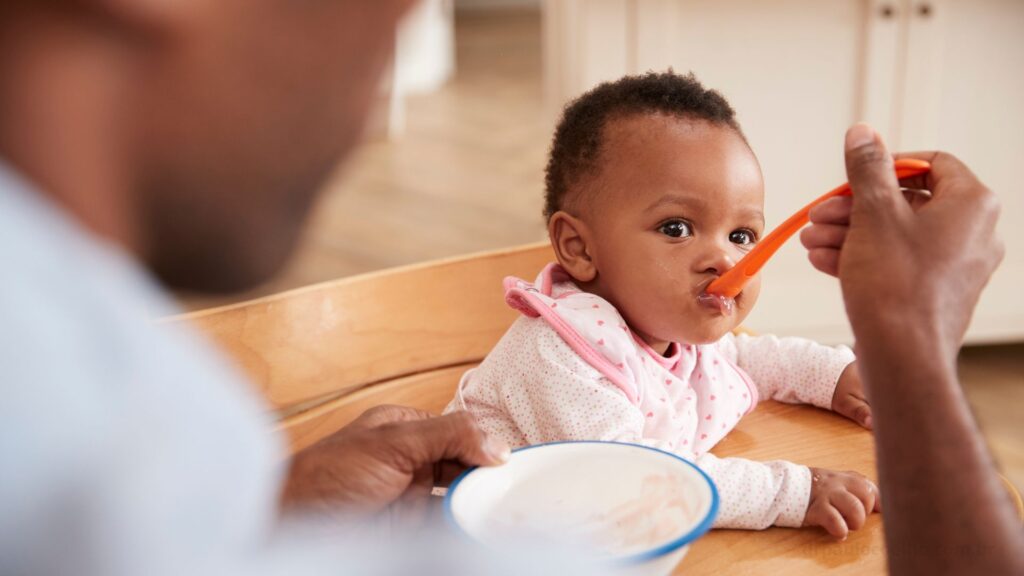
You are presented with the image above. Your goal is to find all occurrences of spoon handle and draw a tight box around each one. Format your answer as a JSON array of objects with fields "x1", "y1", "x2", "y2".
[{"x1": 705, "y1": 158, "x2": 931, "y2": 298}]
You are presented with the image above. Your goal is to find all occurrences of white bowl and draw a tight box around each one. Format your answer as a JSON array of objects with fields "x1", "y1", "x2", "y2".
[{"x1": 444, "y1": 441, "x2": 719, "y2": 575}]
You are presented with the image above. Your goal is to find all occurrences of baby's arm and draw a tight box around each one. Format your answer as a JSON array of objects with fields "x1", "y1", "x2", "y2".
[
  {"x1": 718, "y1": 332, "x2": 854, "y2": 409},
  {"x1": 695, "y1": 452, "x2": 810, "y2": 529},
  {"x1": 698, "y1": 453, "x2": 880, "y2": 535}
]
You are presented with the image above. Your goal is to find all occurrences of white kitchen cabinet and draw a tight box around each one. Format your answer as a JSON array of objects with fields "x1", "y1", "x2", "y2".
[{"x1": 543, "y1": 0, "x2": 1024, "y2": 345}]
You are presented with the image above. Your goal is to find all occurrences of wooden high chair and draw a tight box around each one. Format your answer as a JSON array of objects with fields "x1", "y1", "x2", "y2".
[{"x1": 172, "y1": 241, "x2": 1018, "y2": 575}]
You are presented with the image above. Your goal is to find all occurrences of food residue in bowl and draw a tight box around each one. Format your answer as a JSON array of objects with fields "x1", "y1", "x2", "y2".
[{"x1": 479, "y1": 473, "x2": 700, "y2": 558}]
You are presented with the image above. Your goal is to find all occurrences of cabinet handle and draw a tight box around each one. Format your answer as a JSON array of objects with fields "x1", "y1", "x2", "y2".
[
  {"x1": 918, "y1": 3, "x2": 933, "y2": 17},
  {"x1": 880, "y1": 4, "x2": 896, "y2": 19}
]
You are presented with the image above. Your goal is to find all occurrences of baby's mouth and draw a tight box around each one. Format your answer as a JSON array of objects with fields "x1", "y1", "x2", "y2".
[
  {"x1": 697, "y1": 292, "x2": 736, "y2": 315},
  {"x1": 696, "y1": 279, "x2": 737, "y2": 316}
]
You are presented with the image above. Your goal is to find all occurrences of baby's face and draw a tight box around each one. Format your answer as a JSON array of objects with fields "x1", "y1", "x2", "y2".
[{"x1": 578, "y1": 114, "x2": 765, "y2": 348}]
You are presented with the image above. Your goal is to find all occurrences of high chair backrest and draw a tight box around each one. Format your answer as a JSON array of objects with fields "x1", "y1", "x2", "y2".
[{"x1": 171, "y1": 242, "x2": 555, "y2": 452}]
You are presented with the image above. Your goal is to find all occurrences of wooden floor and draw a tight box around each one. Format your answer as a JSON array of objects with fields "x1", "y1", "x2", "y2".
[{"x1": 180, "y1": 8, "x2": 1023, "y2": 493}]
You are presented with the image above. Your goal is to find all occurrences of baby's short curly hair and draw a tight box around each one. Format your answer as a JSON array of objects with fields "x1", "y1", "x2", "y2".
[{"x1": 543, "y1": 71, "x2": 744, "y2": 220}]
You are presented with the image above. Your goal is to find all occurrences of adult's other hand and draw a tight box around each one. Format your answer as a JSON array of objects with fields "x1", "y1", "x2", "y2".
[{"x1": 282, "y1": 406, "x2": 510, "y2": 519}]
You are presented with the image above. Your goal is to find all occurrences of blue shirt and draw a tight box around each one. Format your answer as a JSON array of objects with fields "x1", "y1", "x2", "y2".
[{"x1": 0, "y1": 161, "x2": 286, "y2": 575}]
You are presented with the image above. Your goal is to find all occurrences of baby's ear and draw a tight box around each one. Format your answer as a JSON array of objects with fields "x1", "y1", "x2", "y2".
[{"x1": 548, "y1": 211, "x2": 597, "y2": 283}]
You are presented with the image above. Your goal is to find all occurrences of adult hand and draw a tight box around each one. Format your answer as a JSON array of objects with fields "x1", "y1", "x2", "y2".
[
  {"x1": 281, "y1": 405, "x2": 510, "y2": 520},
  {"x1": 801, "y1": 124, "x2": 1022, "y2": 576},
  {"x1": 800, "y1": 124, "x2": 1004, "y2": 355}
]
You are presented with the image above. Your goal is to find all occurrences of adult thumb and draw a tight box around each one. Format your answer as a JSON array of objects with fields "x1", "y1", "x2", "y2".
[{"x1": 844, "y1": 123, "x2": 904, "y2": 217}]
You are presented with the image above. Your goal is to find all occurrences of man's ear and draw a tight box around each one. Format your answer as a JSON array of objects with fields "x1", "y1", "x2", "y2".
[{"x1": 548, "y1": 210, "x2": 597, "y2": 283}]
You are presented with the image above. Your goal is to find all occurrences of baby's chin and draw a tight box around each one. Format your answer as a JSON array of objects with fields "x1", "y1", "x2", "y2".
[
  {"x1": 678, "y1": 327, "x2": 734, "y2": 346},
  {"x1": 691, "y1": 300, "x2": 759, "y2": 342},
  {"x1": 670, "y1": 316, "x2": 741, "y2": 346},
  {"x1": 640, "y1": 297, "x2": 755, "y2": 346}
]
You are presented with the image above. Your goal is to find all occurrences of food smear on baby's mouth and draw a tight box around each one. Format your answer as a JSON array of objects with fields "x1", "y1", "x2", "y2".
[{"x1": 697, "y1": 292, "x2": 735, "y2": 315}]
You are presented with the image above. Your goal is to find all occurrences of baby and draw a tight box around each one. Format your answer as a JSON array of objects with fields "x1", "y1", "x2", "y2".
[{"x1": 446, "y1": 72, "x2": 879, "y2": 538}]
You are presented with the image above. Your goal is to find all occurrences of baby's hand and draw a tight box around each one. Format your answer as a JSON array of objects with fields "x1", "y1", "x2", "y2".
[
  {"x1": 803, "y1": 467, "x2": 881, "y2": 539},
  {"x1": 832, "y1": 362, "x2": 873, "y2": 429}
]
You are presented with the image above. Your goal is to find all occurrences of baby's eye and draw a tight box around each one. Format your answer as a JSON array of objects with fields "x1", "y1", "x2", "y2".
[
  {"x1": 658, "y1": 220, "x2": 693, "y2": 238},
  {"x1": 729, "y1": 229, "x2": 757, "y2": 246}
]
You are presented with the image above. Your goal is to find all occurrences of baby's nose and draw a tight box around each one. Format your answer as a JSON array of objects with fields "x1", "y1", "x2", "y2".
[{"x1": 702, "y1": 247, "x2": 737, "y2": 276}]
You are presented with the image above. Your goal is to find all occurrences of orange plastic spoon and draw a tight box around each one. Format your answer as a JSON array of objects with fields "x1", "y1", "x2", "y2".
[{"x1": 705, "y1": 158, "x2": 931, "y2": 299}]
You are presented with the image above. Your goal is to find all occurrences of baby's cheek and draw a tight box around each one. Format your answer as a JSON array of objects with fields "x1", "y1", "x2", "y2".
[{"x1": 735, "y1": 276, "x2": 762, "y2": 323}]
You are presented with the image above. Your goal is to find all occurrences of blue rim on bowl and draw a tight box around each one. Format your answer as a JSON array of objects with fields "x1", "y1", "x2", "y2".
[{"x1": 443, "y1": 440, "x2": 720, "y2": 566}]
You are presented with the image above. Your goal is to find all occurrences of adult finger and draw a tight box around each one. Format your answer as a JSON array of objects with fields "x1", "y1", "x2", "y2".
[
  {"x1": 808, "y1": 196, "x2": 853, "y2": 225},
  {"x1": 893, "y1": 150, "x2": 986, "y2": 204},
  {"x1": 832, "y1": 491, "x2": 868, "y2": 531},
  {"x1": 843, "y1": 124, "x2": 907, "y2": 218},
  {"x1": 800, "y1": 224, "x2": 848, "y2": 252},
  {"x1": 903, "y1": 189, "x2": 932, "y2": 212},
  {"x1": 434, "y1": 460, "x2": 471, "y2": 488},
  {"x1": 381, "y1": 411, "x2": 510, "y2": 474},
  {"x1": 807, "y1": 248, "x2": 841, "y2": 277},
  {"x1": 889, "y1": 150, "x2": 940, "y2": 192},
  {"x1": 348, "y1": 404, "x2": 435, "y2": 431}
]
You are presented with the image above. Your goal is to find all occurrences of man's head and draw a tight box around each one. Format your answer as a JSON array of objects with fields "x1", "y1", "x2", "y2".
[
  {"x1": 0, "y1": 0, "x2": 414, "y2": 292},
  {"x1": 545, "y1": 72, "x2": 765, "y2": 349}
]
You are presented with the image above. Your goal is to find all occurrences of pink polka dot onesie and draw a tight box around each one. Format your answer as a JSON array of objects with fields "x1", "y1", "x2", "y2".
[{"x1": 445, "y1": 263, "x2": 855, "y2": 530}]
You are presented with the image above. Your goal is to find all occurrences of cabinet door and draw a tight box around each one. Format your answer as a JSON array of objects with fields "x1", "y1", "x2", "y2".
[
  {"x1": 543, "y1": 0, "x2": 634, "y2": 118},
  {"x1": 898, "y1": 0, "x2": 1024, "y2": 342}
]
